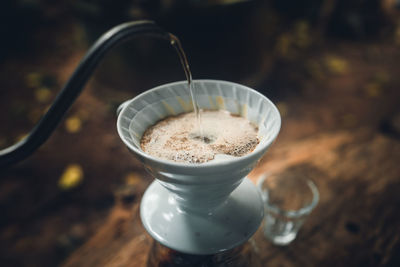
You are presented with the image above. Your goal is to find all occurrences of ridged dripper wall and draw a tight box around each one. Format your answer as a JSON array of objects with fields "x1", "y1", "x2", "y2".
[
  {"x1": 118, "y1": 79, "x2": 281, "y2": 158},
  {"x1": 116, "y1": 80, "x2": 281, "y2": 254}
]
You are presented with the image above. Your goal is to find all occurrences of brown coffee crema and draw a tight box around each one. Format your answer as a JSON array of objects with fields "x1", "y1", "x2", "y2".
[{"x1": 140, "y1": 110, "x2": 259, "y2": 163}]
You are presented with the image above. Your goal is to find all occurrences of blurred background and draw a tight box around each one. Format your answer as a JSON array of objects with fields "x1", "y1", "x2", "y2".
[{"x1": 1, "y1": 0, "x2": 400, "y2": 266}]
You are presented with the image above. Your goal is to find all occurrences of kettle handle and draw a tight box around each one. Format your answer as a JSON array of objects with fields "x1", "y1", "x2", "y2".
[{"x1": 0, "y1": 20, "x2": 171, "y2": 169}]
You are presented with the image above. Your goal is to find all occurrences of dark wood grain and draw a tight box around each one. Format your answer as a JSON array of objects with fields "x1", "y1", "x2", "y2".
[{"x1": 62, "y1": 129, "x2": 400, "y2": 266}]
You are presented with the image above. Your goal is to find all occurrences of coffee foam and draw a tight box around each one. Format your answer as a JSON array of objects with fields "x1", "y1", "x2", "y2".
[{"x1": 140, "y1": 110, "x2": 259, "y2": 163}]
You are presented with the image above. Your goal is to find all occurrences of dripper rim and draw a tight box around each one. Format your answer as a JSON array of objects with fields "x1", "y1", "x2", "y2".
[{"x1": 117, "y1": 79, "x2": 281, "y2": 169}]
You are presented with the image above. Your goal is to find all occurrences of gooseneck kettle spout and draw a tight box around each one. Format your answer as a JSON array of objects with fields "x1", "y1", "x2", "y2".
[{"x1": 0, "y1": 21, "x2": 171, "y2": 169}]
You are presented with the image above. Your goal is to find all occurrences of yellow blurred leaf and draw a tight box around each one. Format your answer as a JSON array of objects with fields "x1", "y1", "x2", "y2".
[
  {"x1": 25, "y1": 73, "x2": 42, "y2": 88},
  {"x1": 125, "y1": 172, "x2": 141, "y2": 186},
  {"x1": 65, "y1": 116, "x2": 82, "y2": 133},
  {"x1": 325, "y1": 56, "x2": 349, "y2": 74},
  {"x1": 58, "y1": 164, "x2": 84, "y2": 190},
  {"x1": 35, "y1": 87, "x2": 52, "y2": 103},
  {"x1": 365, "y1": 83, "x2": 382, "y2": 98}
]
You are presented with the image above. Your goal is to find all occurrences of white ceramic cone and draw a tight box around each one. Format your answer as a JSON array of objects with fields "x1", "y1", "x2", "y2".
[{"x1": 117, "y1": 80, "x2": 281, "y2": 255}]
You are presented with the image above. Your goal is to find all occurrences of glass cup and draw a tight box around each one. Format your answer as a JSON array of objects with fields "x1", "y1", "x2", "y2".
[{"x1": 257, "y1": 172, "x2": 319, "y2": 245}]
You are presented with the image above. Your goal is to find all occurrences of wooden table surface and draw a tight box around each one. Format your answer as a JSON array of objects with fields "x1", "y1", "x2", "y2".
[
  {"x1": 61, "y1": 128, "x2": 400, "y2": 267},
  {"x1": 2, "y1": 5, "x2": 400, "y2": 266},
  {"x1": 60, "y1": 36, "x2": 400, "y2": 267}
]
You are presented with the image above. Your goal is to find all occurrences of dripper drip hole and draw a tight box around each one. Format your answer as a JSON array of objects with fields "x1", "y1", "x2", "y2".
[{"x1": 189, "y1": 132, "x2": 216, "y2": 144}]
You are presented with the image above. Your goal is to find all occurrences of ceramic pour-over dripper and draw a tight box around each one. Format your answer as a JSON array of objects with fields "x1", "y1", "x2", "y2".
[{"x1": 117, "y1": 80, "x2": 281, "y2": 255}]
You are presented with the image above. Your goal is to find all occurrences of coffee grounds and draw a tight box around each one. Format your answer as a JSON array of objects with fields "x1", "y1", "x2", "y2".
[{"x1": 140, "y1": 110, "x2": 259, "y2": 163}]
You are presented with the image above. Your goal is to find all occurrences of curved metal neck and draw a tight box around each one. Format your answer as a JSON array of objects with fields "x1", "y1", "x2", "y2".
[{"x1": 0, "y1": 20, "x2": 171, "y2": 169}]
